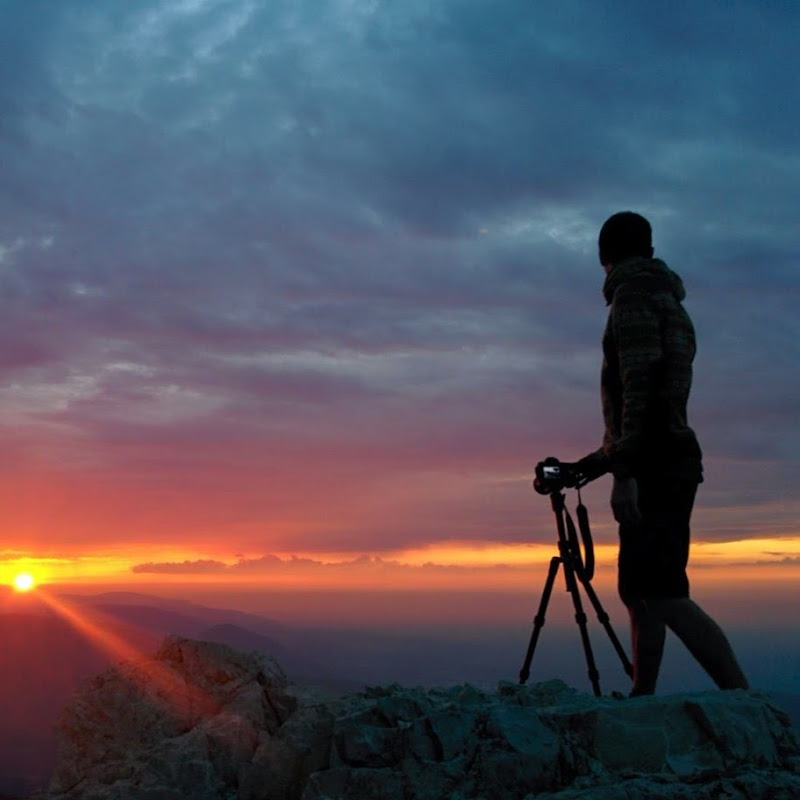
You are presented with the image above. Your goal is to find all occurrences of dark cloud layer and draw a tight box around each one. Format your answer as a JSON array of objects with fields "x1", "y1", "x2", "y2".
[{"x1": 0, "y1": 0, "x2": 798, "y2": 556}]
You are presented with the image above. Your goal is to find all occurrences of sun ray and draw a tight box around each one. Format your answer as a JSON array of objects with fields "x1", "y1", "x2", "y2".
[{"x1": 35, "y1": 589, "x2": 218, "y2": 717}]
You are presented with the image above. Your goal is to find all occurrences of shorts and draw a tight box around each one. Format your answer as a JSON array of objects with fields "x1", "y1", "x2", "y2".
[{"x1": 617, "y1": 477, "x2": 699, "y2": 605}]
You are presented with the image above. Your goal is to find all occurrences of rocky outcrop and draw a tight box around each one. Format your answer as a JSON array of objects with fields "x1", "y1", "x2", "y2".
[{"x1": 45, "y1": 636, "x2": 800, "y2": 800}]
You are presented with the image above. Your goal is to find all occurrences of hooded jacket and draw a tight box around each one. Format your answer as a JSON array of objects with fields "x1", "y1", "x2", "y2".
[{"x1": 600, "y1": 257, "x2": 703, "y2": 481}]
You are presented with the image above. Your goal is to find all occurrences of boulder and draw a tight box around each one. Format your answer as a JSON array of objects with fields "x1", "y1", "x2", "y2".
[{"x1": 43, "y1": 636, "x2": 800, "y2": 800}]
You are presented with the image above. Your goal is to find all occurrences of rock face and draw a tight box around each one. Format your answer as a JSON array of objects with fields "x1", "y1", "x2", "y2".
[{"x1": 45, "y1": 636, "x2": 800, "y2": 800}]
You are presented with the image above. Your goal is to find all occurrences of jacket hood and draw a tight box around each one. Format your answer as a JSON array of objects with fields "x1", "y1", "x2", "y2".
[{"x1": 602, "y1": 257, "x2": 686, "y2": 305}]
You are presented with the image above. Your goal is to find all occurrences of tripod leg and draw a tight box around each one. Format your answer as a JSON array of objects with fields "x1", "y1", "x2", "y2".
[
  {"x1": 580, "y1": 577, "x2": 634, "y2": 678},
  {"x1": 562, "y1": 559, "x2": 602, "y2": 696},
  {"x1": 519, "y1": 556, "x2": 561, "y2": 684}
]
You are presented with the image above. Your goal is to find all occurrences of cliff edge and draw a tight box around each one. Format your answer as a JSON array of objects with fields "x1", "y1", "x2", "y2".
[{"x1": 42, "y1": 636, "x2": 800, "y2": 800}]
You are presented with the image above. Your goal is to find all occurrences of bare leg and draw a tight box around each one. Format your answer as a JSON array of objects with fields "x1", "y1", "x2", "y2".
[
  {"x1": 650, "y1": 597, "x2": 749, "y2": 690},
  {"x1": 627, "y1": 600, "x2": 667, "y2": 696}
]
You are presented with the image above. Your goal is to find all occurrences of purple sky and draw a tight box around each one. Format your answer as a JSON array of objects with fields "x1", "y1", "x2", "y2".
[{"x1": 0, "y1": 0, "x2": 799, "y2": 565}]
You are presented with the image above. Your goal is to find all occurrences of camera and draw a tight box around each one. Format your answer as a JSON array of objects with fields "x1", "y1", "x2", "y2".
[{"x1": 533, "y1": 457, "x2": 581, "y2": 495}]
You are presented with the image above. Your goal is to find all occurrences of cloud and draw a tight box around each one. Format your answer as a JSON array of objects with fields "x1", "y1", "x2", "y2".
[
  {"x1": 132, "y1": 559, "x2": 228, "y2": 574},
  {"x1": 128, "y1": 552, "x2": 534, "y2": 591},
  {"x1": 0, "y1": 0, "x2": 798, "y2": 557},
  {"x1": 131, "y1": 554, "x2": 509, "y2": 575}
]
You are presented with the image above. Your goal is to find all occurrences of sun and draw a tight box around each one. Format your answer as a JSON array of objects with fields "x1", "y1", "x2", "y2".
[{"x1": 12, "y1": 573, "x2": 36, "y2": 592}]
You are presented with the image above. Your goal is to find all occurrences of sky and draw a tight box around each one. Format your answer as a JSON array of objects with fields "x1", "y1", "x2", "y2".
[{"x1": 0, "y1": 0, "x2": 799, "y2": 600}]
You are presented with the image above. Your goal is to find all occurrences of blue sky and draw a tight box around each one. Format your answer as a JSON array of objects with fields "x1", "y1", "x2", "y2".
[{"x1": 0, "y1": 0, "x2": 798, "y2": 562}]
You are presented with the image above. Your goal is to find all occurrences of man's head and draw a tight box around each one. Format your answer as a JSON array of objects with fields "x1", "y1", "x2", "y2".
[{"x1": 598, "y1": 211, "x2": 654, "y2": 270}]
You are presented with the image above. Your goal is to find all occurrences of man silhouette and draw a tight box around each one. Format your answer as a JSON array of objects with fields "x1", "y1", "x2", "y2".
[{"x1": 579, "y1": 211, "x2": 748, "y2": 696}]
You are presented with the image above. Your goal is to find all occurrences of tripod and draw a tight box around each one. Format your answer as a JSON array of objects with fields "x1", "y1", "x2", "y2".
[{"x1": 519, "y1": 488, "x2": 633, "y2": 696}]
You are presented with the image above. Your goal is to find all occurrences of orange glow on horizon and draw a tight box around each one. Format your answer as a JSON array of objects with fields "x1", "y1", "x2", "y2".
[{"x1": 1, "y1": 536, "x2": 799, "y2": 593}]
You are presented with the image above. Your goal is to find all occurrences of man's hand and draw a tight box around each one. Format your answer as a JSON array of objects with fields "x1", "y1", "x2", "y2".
[
  {"x1": 575, "y1": 449, "x2": 610, "y2": 483},
  {"x1": 610, "y1": 476, "x2": 641, "y2": 526}
]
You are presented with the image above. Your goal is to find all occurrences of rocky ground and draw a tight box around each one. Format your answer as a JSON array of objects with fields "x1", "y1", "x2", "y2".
[{"x1": 39, "y1": 636, "x2": 800, "y2": 800}]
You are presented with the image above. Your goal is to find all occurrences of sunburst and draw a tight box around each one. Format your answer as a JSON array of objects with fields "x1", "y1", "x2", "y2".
[{"x1": 12, "y1": 572, "x2": 36, "y2": 592}]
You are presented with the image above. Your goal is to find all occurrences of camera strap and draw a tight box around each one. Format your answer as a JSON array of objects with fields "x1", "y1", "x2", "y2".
[
  {"x1": 565, "y1": 489, "x2": 595, "y2": 582},
  {"x1": 576, "y1": 490, "x2": 595, "y2": 581},
  {"x1": 564, "y1": 509, "x2": 583, "y2": 578}
]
